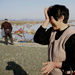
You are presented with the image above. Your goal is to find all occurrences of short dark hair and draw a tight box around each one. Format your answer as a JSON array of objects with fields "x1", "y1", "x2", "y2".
[
  {"x1": 5, "y1": 19, "x2": 8, "y2": 20},
  {"x1": 47, "y1": 5, "x2": 69, "y2": 23}
]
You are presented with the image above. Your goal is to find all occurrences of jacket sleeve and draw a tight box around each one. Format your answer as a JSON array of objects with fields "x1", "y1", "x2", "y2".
[
  {"x1": 62, "y1": 34, "x2": 75, "y2": 70},
  {"x1": 1, "y1": 23, "x2": 4, "y2": 29},
  {"x1": 9, "y1": 23, "x2": 12, "y2": 31},
  {"x1": 34, "y1": 26, "x2": 52, "y2": 45}
]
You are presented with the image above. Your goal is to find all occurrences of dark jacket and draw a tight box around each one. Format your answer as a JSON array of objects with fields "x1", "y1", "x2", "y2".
[{"x1": 1, "y1": 22, "x2": 12, "y2": 32}]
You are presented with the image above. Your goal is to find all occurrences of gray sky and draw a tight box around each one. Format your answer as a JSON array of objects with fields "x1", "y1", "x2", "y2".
[{"x1": 0, "y1": 0, "x2": 75, "y2": 20}]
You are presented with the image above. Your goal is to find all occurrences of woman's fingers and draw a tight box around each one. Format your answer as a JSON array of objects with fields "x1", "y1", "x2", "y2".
[{"x1": 42, "y1": 62, "x2": 48, "y2": 65}]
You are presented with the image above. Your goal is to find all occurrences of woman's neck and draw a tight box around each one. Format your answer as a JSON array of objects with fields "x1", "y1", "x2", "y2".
[{"x1": 59, "y1": 23, "x2": 69, "y2": 31}]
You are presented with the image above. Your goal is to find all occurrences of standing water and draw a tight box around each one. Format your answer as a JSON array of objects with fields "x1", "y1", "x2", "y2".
[{"x1": 0, "y1": 23, "x2": 75, "y2": 42}]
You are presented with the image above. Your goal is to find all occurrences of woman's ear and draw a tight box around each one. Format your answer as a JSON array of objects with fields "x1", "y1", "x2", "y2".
[{"x1": 58, "y1": 15, "x2": 64, "y2": 22}]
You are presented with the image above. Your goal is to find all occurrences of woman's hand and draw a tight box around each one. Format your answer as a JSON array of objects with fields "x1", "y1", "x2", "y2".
[
  {"x1": 40, "y1": 61, "x2": 62, "y2": 75},
  {"x1": 40, "y1": 62, "x2": 55, "y2": 75},
  {"x1": 44, "y1": 7, "x2": 50, "y2": 21},
  {"x1": 42, "y1": 7, "x2": 50, "y2": 28}
]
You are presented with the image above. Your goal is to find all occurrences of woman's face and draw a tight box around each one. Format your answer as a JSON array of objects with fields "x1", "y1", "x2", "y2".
[{"x1": 50, "y1": 16, "x2": 64, "y2": 30}]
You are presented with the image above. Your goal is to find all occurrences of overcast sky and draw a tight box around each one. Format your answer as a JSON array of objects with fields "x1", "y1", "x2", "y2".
[{"x1": 0, "y1": 0, "x2": 75, "y2": 20}]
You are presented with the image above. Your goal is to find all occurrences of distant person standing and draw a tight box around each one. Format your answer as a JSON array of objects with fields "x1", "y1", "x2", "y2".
[{"x1": 1, "y1": 19, "x2": 13, "y2": 45}]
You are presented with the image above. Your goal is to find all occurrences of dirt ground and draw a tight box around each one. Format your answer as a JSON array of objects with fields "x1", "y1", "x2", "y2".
[{"x1": 0, "y1": 40, "x2": 48, "y2": 75}]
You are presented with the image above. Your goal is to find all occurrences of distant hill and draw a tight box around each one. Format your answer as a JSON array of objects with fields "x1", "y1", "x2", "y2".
[{"x1": 0, "y1": 18, "x2": 44, "y2": 21}]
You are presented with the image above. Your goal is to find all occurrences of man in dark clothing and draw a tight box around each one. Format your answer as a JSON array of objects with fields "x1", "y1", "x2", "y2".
[
  {"x1": 1, "y1": 19, "x2": 13, "y2": 45},
  {"x1": 34, "y1": 5, "x2": 75, "y2": 75}
]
